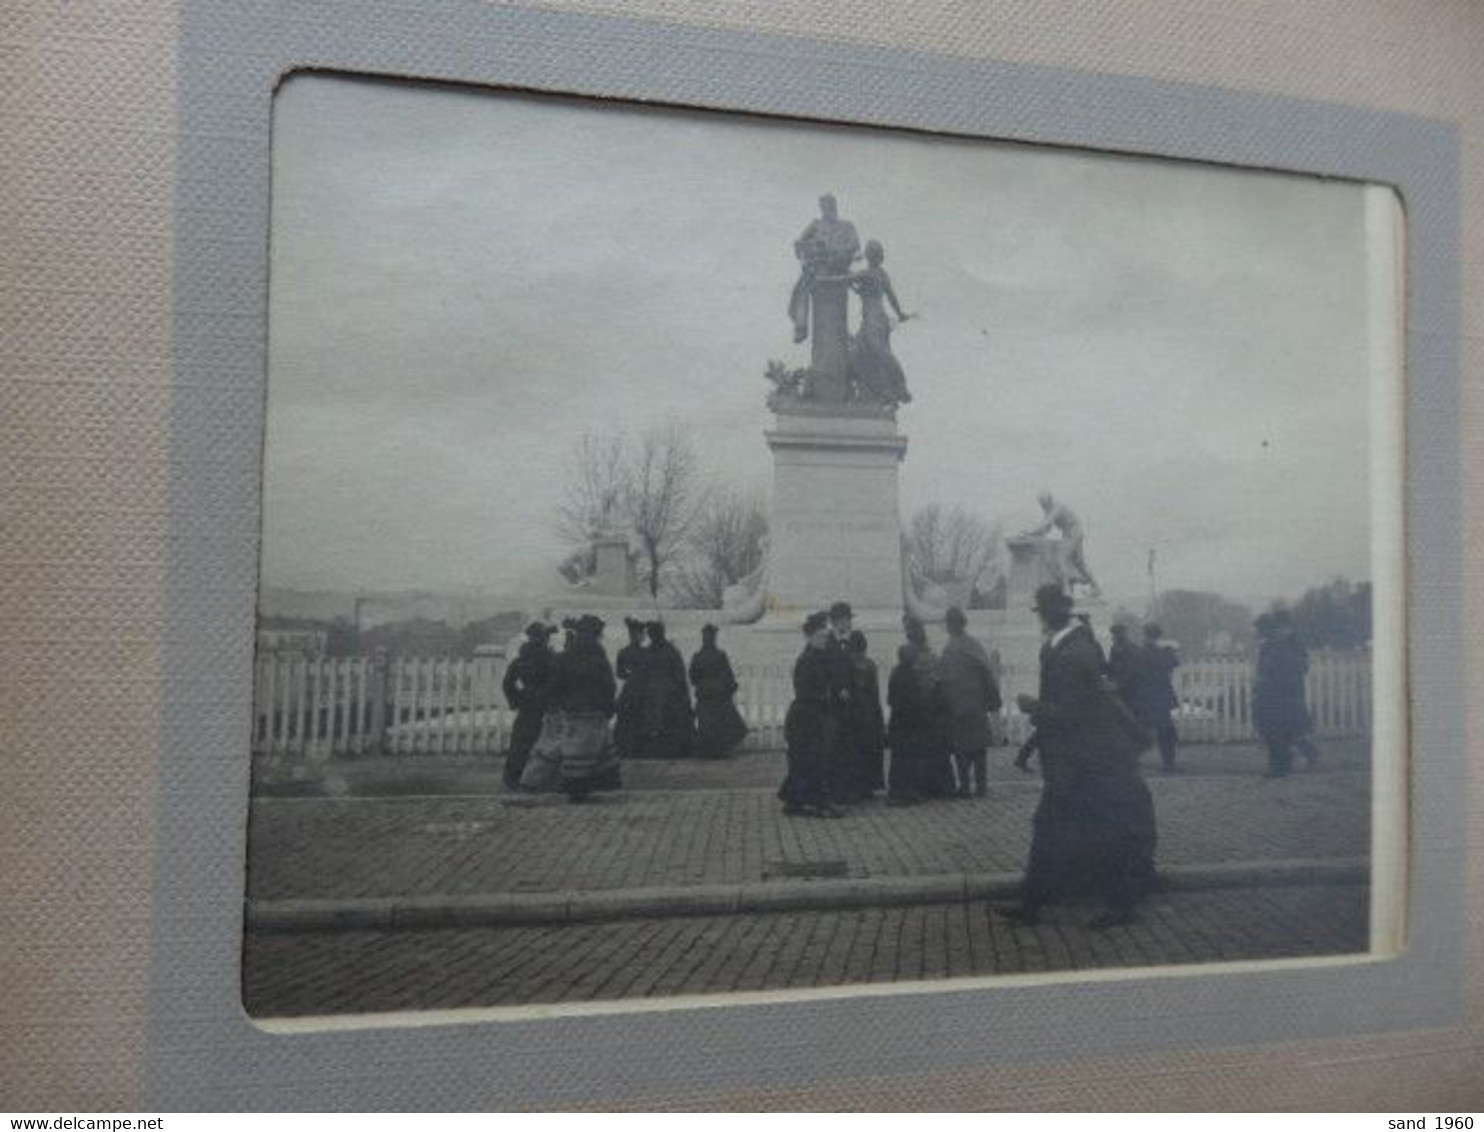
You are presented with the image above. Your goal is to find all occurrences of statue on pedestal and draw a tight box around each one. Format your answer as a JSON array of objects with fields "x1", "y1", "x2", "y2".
[
  {"x1": 1019, "y1": 491, "x2": 1101, "y2": 598},
  {"x1": 772, "y1": 194, "x2": 914, "y2": 414}
]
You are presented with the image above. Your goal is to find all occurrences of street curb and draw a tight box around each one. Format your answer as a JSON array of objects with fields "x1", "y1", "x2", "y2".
[{"x1": 246, "y1": 856, "x2": 1369, "y2": 933}]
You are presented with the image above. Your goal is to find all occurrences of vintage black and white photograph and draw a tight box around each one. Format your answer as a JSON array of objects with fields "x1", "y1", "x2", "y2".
[{"x1": 242, "y1": 74, "x2": 1402, "y2": 1019}]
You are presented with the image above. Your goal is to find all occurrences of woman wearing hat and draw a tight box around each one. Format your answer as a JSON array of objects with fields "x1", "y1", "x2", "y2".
[
  {"x1": 633, "y1": 621, "x2": 694, "y2": 760},
  {"x1": 612, "y1": 618, "x2": 647, "y2": 761},
  {"x1": 1001, "y1": 584, "x2": 1157, "y2": 928},
  {"x1": 689, "y1": 624, "x2": 748, "y2": 759},
  {"x1": 500, "y1": 622, "x2": 557, "y2": 791},
  {"x1": 778, "y1": 611, "x2": 846, "y2": 818},
  {"x1": 522, "y1": 614, "x2": 621, "y2": 801},
  {"x1": 899, "y1": 614, "x2": 955, "y2": 798},
  {"x1": 1252, "y1": 609, "x2": 1317, "y2": 777}
]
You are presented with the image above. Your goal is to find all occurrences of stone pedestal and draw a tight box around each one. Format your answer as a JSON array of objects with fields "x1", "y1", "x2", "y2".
[
  {"x1": 763, "y1": 409, "x2": 907, "y2": 620},
  {"x1": 588, "y1": 534, "x2": 638, "y2": 597},
  {"x1": 807, "y1": 274, "x2": 852, "y2": 402},
  {"x1": 1005, "y1": 535, "x2": 1061, "y2": 611}
]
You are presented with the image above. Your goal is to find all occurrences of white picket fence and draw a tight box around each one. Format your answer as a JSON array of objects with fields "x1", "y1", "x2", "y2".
[{"x1": 251, "y1": 650, "x2": 1372, "y2": 761}]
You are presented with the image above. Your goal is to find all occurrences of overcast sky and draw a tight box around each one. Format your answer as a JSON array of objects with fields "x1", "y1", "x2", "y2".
[{"x1": 262, "y1": 74, "x2": 1379, "y2": 611}]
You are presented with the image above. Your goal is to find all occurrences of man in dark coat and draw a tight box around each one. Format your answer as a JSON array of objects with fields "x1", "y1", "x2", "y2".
[
  {"x1": 1253, "y1": 610, "x2": 1316, "y2": 777},
  {"x1": 1107, "y1": 623, "x2": 1144, "y2": 704},
  {"x1": 1140, "y1": 623, "x2": 1181, "y2": 773},
  {"x1": 689, "y1": 623, "x2": 748, "y2": 758},
  {"x1": 613, "y1": 617, "x2": 646, "y2": 759},
  {"x1": 633, "y1": 620, "x2": 694, "y2": 759},
  {"x1": 500, "y1": 621, "x2": 557, "y2": 790},
  {"x1": 779, "y1": 611, "x2": 847, "y2": 817},
  {"x1": 939, "y1": 605, "x2": 1002, "y2": 798},
  {"x1": 1000, "y1": 584, "x2": 1158, "y2": 928}
]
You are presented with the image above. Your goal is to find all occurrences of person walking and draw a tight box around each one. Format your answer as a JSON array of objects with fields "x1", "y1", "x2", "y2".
[
  {"x1": 500, "y1": 621, "x2": 558, "y2": 791},
  {"x1": 1139, "y1": 623, "x2": 1181, "y2": 773},
  {"x1": 939, "y1": 605, "x2": 1001, "y2": 798},
  {"x1": 689, "y1": 623, "x2": 748, "y2": 759},
  {"x1": 999, "y1": 584, "x2": 1158, "y2": 928},
  {"x1": 1253, "y1": 610, "x2": 1316, "y2": 777}
]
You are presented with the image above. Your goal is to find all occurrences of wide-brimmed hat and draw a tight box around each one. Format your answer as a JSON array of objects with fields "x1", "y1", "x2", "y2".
[
  {"x1": 701, "y1": 623, "x2": 719, "y2": 637},
  {"x1": 523, "y1": 621, "x2": 553, "y2": 642},
  {"x1": 803, "y1": 610, "x2": 829, "y2": 635},
  {"x1": 573, "y1": 614, "x2": 605, "y2": 636},
  {"x1": 1031, "y1": 583, "x2": 1074, "y2": 615},
  {"x1": 828, "y1": 600, "x2": 853, "y2": 621},
  {"x1": 623, "y1": 616, "x2": 645, "y2": 634}
]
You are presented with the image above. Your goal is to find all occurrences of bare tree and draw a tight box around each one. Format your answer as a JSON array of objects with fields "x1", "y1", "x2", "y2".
[
  {"x1": 906, "y1": 504, "x2": 1000, "y2": 588},
  {"x1": 671, "y1": 487, "x2": 769, "y2": 608},
  {"x1": 625, "y1": 423, "x2": 703, "y2": 599},
  {"x1": 555, "y1": 431, "x2": 631, "y2": 551}
]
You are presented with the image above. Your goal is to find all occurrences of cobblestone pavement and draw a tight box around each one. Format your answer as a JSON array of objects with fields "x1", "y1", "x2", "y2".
[
  {"x1": 255, "y1": 738, "x2": 1369, "y2": 797},
  {"x1": 242, "y1": 883, "x2": 1369, "y2": 1017},
  {"x1": 247, "y1": 759, "x2": 1370, "y2": 901}
]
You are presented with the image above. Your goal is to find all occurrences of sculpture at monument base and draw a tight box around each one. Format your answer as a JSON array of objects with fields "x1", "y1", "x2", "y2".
[{"x1": 1019, "y1": 491, "x2": 1102, "y2": 598}]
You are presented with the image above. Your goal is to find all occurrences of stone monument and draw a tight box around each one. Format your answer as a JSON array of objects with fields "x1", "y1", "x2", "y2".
[{"x1": 745, "y1": 194, "x2": 917, "y2": 627}]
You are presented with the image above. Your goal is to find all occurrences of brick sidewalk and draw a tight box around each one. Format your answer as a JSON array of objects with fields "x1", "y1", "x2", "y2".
[
  {"x1": 247, "y1": 765, "x2": 1370, "y2": 902},
  {"x1": 243, "y1": 883, "x2": 1369, "y2": 1017}
]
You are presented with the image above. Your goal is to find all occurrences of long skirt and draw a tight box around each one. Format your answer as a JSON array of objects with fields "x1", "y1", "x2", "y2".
[
  {"x1": 503, "y1": 707, "x2": 544, "y2": 787},
  {"x1": 1022, "y1": 771, "x2": 1157, "y2": 909},
  {"x1": 778, "y1": 704, "x2": 835, "y2": 808},
  {"x1": 694, "y1": 695, "x2": 747, "y2": 759},
  {"x1": 520, "y1": 710, "x2": 621, "y2": 796}
]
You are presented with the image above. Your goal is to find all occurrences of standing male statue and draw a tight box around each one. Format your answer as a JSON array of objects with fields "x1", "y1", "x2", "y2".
[{"x1": 788, "y1": 193, "x2": 861, "y2": 344}]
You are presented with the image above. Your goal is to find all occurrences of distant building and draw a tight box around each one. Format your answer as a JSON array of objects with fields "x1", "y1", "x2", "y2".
[{"x1": 256, "y1": 627, "x2": 328, "y2": 656}]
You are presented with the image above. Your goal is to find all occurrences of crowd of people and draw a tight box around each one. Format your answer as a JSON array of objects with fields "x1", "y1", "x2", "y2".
[
  {"x1": 500, "y1": 615, "x2": 749, "y2": 800},
  {"x1": 775, "y1": 589, "x2": 1162, "y2": 926},
  {"x1": 777, "y1": 601, "x2": 1003, "y2": 815},
  {"x1": 496, "y1": 590, "x2": 1323, "y2": 923}
]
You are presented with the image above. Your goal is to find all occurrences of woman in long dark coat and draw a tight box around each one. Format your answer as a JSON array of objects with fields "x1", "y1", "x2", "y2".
[
  {"x1": 886, "y1": 644, "x2": 929, "y2": 805},
  {"x1": 689, "y1": 623, "x2": 748, "y2": 759},
  {"x1": 779, "y1": 611, "x2": 845, "y2": 817},
  {"x1": 842, "y1": 630, "x2": 886, "y2": 799},
  {"x1": 900, "y1": 615, "x2": 955, "y2": 797},
  {"x1": 633, "y1": 620, "x2": 694, "y2": 760},
  {"x1": 1001, "y1": 585, "x2": 1157, "y2": 928},
  {"x1": 523, "y1": 614, "x2": 621, "y2": 801},
  {"x1": 613, "y1": 618, "x2": 646, "y2": 760},
  {"x1": 1253, "y1": 611, "x2": 1314, "y2": 777},
  {"x1": 500, "y1": 621, "x2": 557, "y2": 790}
]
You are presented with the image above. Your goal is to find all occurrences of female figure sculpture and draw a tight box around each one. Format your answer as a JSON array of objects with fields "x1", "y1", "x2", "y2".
[{"x1": 849, "y1": 239, "x2": 913, "y2": 405}]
